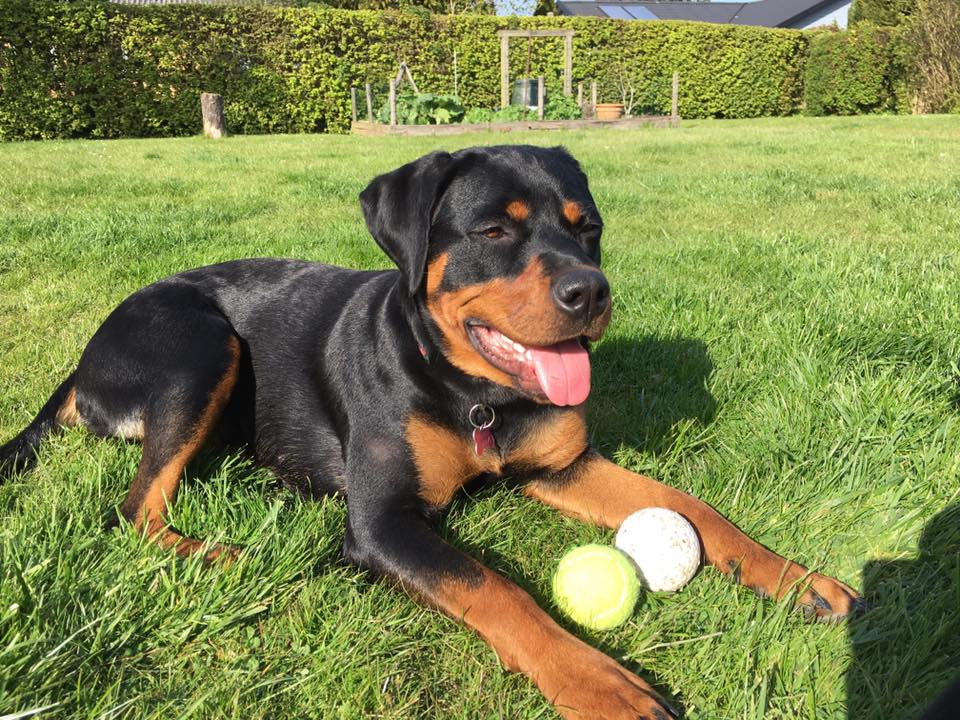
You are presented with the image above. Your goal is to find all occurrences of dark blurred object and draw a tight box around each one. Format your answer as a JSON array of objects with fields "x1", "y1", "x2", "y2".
[
  {"x1": 511, "y1": 78, "x2": 541, "y2": 109},
  {"x1": 921, "y1": 675, "x2": 960, "y2": 720},
  {"x1": 848, "y1": 505, "x2": 960, "y2": 718}
]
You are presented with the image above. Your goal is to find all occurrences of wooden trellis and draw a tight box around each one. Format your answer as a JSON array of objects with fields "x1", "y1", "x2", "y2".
[{"x1": 497, "y1": 29, "x2": 574, "y2": 110}]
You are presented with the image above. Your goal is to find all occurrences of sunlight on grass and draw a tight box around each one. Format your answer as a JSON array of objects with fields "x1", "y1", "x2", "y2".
[{"x1": 1, "y1": 115, "x2": 959, "y2": 719}]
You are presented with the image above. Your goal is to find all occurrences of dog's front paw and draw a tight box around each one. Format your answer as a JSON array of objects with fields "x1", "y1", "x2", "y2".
[
  {"x1": 731, "y1": 552, "x2": 866, "y2": 623},
  {"x1": 546, "y1": 644, "x2": 678, "y2": 720},
  {"x1": 205, "y1": 542, "x2": 242, "y2": 566},
  {"x1": 798, "y1": 572, "x2": 866, "y2": 622}
]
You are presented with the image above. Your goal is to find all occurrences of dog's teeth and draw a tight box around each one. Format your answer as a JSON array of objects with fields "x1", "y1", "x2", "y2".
[{"x1": 524, "y1": 350, "x2": 532, "y2": 361}]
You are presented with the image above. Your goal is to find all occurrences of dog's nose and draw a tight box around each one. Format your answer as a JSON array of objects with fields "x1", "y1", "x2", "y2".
[{"x1": 551, "y1": 269, "x2": 610, "y2": 323}]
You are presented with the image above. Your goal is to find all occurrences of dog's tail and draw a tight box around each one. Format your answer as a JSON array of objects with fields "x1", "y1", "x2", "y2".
[{"x1": 0, "y1": 373, "x2": 76, "y2": 477}]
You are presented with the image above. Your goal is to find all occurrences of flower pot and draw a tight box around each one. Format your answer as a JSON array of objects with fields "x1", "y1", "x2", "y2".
[{"x1": 595, "y1": 103, "x2": 625, "y2": 121}]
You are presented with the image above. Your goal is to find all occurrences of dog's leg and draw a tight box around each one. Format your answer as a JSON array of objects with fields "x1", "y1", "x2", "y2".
[
  {"x1": 63, "y1": 283, "x2": 246, "y2": 561},
  {"x1": 343, "y1": 487, "x2": 677, "y2": 720},
  {"x1": 525, "y1": 451, "x2": 861, "y2": 620},
  {"x1": 116, "y1": 333, "x2": 241, "y2": 562}
]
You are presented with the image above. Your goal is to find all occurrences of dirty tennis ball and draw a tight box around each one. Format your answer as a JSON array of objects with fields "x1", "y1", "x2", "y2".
[
  {"x1": 615, "y1": 508, "x2": 701, "y2": 592},
  {"x1": 552, "y1": 544, "x2": 640, "y2": 630}
]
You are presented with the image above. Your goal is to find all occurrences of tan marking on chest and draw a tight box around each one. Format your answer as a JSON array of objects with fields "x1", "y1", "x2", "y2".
[
  {"x1": 407, "y1": 414, "x2": 503, "y2": 508},
  {"x1": 509, "y1": 408, "x2": 588, "y2": 472},
  {"x1": 407, "y1": 408, "x2": 589, "y2": 509}
]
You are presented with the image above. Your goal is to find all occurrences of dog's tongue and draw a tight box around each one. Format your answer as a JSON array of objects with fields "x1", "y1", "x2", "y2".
[{"x1": 529, "y1": 339, "x2": 591, "y2": 406}]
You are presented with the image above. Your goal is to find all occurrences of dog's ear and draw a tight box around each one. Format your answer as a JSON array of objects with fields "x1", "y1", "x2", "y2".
[{"x1": 359, "y1": 151, "x2": 454, "y2": 295}]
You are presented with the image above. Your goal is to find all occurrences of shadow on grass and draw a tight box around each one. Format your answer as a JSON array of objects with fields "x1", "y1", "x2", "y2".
[
  {"x1": 951, "y1": 371, "x2": 960, "y2": 413},
  {"x1": 847, "y1": 504, "x2": 960, "y2": 719},
  {"x1": 588, "y1": 335, "x2": 717, "y2": 455}
]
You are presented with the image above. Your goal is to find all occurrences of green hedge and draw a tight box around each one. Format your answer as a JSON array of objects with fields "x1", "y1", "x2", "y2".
[
  {"x1": 803, "y1": 23, "x2": 909, "y2": 116},
  {"x1": 849, "y1": 0, "x2": 914, "y2": 26},
  {"x1": 907, "y1": 0, "x2": 960, "y2": 114},
  {"x1": 0, "y1": 1, "x2": 812, "y2": 140}
]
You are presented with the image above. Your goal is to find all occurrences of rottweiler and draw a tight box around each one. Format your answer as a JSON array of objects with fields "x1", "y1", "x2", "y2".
[{"x1": 1, "y1": 145, "x2": 862, "y2": 719}]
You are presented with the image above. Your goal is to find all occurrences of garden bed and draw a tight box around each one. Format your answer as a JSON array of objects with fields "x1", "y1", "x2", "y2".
[{"x1": 350, "y1": 114, "x2": 679, "y2": 136}]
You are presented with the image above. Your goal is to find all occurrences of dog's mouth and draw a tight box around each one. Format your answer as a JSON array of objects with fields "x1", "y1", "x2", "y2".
[{"x1": 466, "y1": 322, "x2": 591, "y2": 406}]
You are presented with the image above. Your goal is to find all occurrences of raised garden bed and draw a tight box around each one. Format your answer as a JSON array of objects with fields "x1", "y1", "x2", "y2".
[{"x1": 351, "y1": 114, "x2": 679, "y2": 136}]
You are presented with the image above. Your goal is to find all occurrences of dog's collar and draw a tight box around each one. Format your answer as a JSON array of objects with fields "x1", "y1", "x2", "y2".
[{"x1": 406, "y1": 297, "x2": 436, "y2": 364}]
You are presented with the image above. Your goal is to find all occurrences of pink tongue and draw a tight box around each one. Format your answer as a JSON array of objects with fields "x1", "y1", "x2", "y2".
[{"x1": 529, "y1": 339, "x2": 591, "y2": 406}]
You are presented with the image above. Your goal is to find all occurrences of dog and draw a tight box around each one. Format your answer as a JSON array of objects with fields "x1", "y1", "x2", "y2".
[{"x1": 0, "y1": 145, "x2": 862, "y2": 719}]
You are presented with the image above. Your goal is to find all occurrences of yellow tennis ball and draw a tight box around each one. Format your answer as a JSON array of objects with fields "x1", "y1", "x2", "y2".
[{"x1": 552, "y1": 544, "x2": 640, "y2": 630}]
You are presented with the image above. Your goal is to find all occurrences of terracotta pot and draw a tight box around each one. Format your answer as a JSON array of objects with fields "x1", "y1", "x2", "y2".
[{"x1": 595, "y1": 103, "x2": 625, "y2": 121}]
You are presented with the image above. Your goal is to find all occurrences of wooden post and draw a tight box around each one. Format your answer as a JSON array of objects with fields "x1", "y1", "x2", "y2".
[
  {"x1": 590, "y1": 81, "x2": 597, "y2": 119},
  {"x1": 389, "y1": 78, "x2": 397, "y2": 126},
  {"x1": 563, "y1": 32, "x2": 573, "y2": 96},
  {"x1": 365, "y1": 83, "x2": 373, "y2": 122},
  {"x1": 500, "y1": 33, "x2": 510, "y2": 109},
  {"x1": 453, "y1": 50, "x2": 459, "y2": 98},
  {"x1": 671, "y1": 71, "x2": 679, "y2": 121},
  {"x1": 200, "y1": 92, "x2": 225, "y2": 139},
  {"x1": 537, "y1": 76, "x2": 545, "y2": 120},
  {"x1": 350, "y1": 87, "x2": 358, "y2": 123},
  {"x1": 577, "y1": 82, "x2": 583, "y2": 107},
  {"x1": 398, "y1": 62, "x2": 420, "y2": 95}
]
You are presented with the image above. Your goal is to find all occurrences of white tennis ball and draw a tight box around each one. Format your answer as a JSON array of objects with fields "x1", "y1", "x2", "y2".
[{"x1": 615, "y1": 508, "x2": 701, "y2": 592}]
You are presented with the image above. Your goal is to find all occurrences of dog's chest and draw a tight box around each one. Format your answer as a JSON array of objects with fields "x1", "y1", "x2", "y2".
[{"x1": 406, "y1": 409, "x2": 587, "y2": 509}]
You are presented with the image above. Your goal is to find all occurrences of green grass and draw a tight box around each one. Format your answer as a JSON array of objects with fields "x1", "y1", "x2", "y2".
[{"x1": 1, "y1": 115, "x2": 959, "y2": 720}]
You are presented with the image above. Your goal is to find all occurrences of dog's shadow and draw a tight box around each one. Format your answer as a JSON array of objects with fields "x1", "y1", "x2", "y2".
[
  {"x1": 846, "y1": 504, "x2": 960, "y2": 719},
  {"x1": 588, "y1": 335, "x2": 717, "y2": 455}
]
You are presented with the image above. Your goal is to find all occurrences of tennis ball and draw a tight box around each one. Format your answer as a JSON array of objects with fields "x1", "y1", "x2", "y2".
[
  {"x1": 615, "y1": 508, "x2": 701, "y2": 592},
  {"x1": 552, "y1": 544, "x2": 640, "y2": 630}
]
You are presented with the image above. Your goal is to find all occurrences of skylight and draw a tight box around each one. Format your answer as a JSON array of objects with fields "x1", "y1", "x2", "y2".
[
  {"x1": 598, "y1": 5, "x2": 659, "y2": 20},
  {"x1": 599, "y1": 5, "x2": 634, "y2": 19}
]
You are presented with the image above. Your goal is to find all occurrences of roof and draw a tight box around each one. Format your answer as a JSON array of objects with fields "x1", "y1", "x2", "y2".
[
  {"x1": 556, "y1": 0, "x2": 846, "y2": 27},
  {"x1": 566, "y1": 2, "x2": 742, "y2": 22}
]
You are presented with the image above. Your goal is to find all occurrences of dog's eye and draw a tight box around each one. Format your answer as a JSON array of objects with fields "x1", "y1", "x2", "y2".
[{"x1": 481, "y1": 227, "x2": 505, "y2": 240}]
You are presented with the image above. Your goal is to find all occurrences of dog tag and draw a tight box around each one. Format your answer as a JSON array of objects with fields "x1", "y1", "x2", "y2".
[
  {"x1": 473, "y1": 426, "x2": 495, "y2": 456},
  {"x1": 468, "y1": 403, "x2": 496, "y2": 456}
]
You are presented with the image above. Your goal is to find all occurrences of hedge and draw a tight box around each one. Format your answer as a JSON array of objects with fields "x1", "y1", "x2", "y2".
[
  {"x1": 0, "y1": 1, "x2": 811, "y2": 140},
  {"x1": 803, "y1": 23, "x2": 910, "y2": 116},
  {"x1": 907, "y1": 0, "x2": 960, "y2": 114},
  {"x1": 848, "y1": 0, "x2": 914, "y2": 27}
]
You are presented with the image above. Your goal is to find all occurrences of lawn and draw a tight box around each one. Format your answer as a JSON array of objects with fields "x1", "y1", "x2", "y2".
[{"x1": 1, "y1": 115, "x2": 959, "y2": 720}]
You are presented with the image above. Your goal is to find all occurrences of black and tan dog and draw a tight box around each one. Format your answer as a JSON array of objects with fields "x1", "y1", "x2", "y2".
[{"x1": 1, "y1": 145, "x2": 861, "y2": 719}]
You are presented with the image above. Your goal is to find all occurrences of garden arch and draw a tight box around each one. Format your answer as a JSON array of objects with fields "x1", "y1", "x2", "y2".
[{"x1": 497, "y1": 29, "x2": 574, "y2": 109}]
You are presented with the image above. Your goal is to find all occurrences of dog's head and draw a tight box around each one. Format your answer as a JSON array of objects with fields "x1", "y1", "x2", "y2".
[{"x1": 360, "y1": 145, "x2": 610, "y2": 406}]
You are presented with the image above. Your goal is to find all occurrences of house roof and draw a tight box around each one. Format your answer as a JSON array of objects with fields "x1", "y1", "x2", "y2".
[
  {"x1": 733, "y1": 0, "x2": 840, "y2": 26},
  {"x1": 556, "y1": 0, "x2": 845, "y2": 27},
  {"x1": 559, "y1": 2, "x2": 742, "y2": 22}
]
